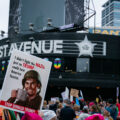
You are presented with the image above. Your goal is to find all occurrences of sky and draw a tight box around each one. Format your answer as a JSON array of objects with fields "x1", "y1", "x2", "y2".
[{"x1": 0, "y1": 0, "x2": 108, "y2": 35}]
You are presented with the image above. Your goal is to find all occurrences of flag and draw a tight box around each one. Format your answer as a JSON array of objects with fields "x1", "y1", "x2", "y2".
[
  {"x1": 61, "y1": 87, "x2": 69, "y2": 100},
  {"x1": 80, "y1": 90, "x2": 84, "y2": 99},
  {"x1": 117, "y1": 87, "x2": 119, "y2": 97},
  {"x1": 75, "y1": 98, "x2": 80, "y2": 105},
  {"x1": 65, "y1": 87, "x2": 69, "y2": 99}
]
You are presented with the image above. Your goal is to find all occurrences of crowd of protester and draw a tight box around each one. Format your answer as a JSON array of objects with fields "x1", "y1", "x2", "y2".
[
  {"x1": 0, "y1": 97, "x2": 120, "y2": 120},
  {"x1": 41, "y1": 97, "x2": 120, "y2": 120}
]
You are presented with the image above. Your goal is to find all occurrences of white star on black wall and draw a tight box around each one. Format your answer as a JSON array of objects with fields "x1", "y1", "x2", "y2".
[{"x1": 75, "y1": 36, "x2": 97, "y2": 57}]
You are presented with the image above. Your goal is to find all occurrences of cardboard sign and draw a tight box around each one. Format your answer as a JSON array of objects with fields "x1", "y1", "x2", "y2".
[
  {"x1": 70, "y1": 88, "x2": 79, "y2": 98},
  {"x1": 0, "y1": 50, "x2": 52, "y2": 113}
]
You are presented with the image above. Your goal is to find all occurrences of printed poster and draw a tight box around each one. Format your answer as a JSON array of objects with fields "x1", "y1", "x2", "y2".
[{"x1": 0, "y1": 50, "x2": 52, "y2": 113}]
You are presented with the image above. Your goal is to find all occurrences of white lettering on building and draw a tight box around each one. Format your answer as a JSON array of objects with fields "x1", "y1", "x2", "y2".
[{"x1": 0, "y1": 40, "x2": 63, "y2": 58}]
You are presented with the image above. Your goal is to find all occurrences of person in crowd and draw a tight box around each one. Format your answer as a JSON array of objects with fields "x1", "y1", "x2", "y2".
[
  {"x1": 49, "y1": 100, "x2": 59, "y2": 113},
  {"x1": 103, "y1": 109, "x2": 113, "y2": 120},
  {"x1": 89, "y1": 102, "x2": 95, "y2": 108},
  {"x1": 99, "y1": 101, "x2": 107, "y2": 114},
  {"x1": 41, "y1": 110, "x2": 57, "y2": 120},
  {"x1": 42, "y1": 100, "x2": 49, "y2": 110},
  {"x1": 71, "y1": 101, "x2": 75, "y2": 106},
  {"x1": 56, "y1": 103, "x2": 63, "y2": 120},
  {"x1": 7, "y1": 70, "x2": 42, "y2": 110},
  {"x1": 85, "y1": 113, "x2": 104, "y2": 120},
  {"x1": 116, "y1": 98, "x2": 120, "y2": 119},
  {"x1": 89, "y1": 104, "x2": 99, "y2": 115},
  {"x1": 78, "y1": 106, "x2": 90, "y2": 120},
  {"x1": 79, "y1": 99, "x2": 85, "y2": 110},
  {"x1": 48, "y1": 101, "x2": 54, "y2": 108},
  {"x1": 73, "y1": 104, "x2": 81, "y2": 119},
  {"x1": 21, "y1": 112, "x2": 43, "y2": 120},
  {"x1": 106, "y1": 98, "x2": 118, "y2": 120},
  {"x1": 59, "y1": 99, "x2": 76, "y2": 120}
]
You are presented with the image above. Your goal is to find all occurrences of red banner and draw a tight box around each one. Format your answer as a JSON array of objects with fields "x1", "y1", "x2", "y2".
[{"x1": 0, "y1": 100, "x2": 38, "y2": 114}]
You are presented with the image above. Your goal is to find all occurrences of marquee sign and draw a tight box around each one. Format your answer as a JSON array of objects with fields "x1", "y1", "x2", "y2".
[
  {"x1": 89, "y1": 28, "x2": 120, "y2": 36},
  {"x1": 0, "y1": 35, "x2": 106, "y2": 58}
]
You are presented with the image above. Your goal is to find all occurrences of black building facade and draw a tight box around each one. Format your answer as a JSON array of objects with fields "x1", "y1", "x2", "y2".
[{"x1": 0, "y1": 33, "x2": 120, "y2": 101}]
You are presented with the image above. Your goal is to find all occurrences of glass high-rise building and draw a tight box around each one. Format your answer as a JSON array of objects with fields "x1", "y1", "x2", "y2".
[
  {"x1": 102, "y1": 0, "x2": 120, "y2": 26},
  {"x1": 8, "y1": 0, "x2": 84, "y2": 36}
]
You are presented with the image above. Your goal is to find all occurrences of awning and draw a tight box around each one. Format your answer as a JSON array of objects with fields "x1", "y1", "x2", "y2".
[{"x1": 49, "y1": 72, "x2": 120, "y2": 88}]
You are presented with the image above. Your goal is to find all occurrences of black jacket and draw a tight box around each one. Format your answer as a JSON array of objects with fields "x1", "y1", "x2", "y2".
[{"x1": 59, "y1": 106, "x2": 76, "y2": 120}]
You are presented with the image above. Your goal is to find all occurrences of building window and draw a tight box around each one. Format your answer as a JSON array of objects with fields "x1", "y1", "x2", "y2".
[
  {"x1": 114, "y1": 2, "x2": 120, "y2": 10},
  {"x1": 110, "y1": 12, "x2": 114, "y2": 21},
  {"x1": 102, "y1": 10, "x2": 106, "y2": 18},
  {"x1": 110, "y1": 3, "x2": 114, "y2": 12},
  {"x1": 106, "y1": 16, "x2": 109, "y2": 24},
  {"x1": 109, "y1": 22, "x2": 114, "y2": 26},
  {"x1": 114, "y1": 12, "x2": 120, "y2": 20},
  {"x1": 76, "y1": 58, "x2": 89, "y2": 72},
  {"x1": 114, "y1": 22, "x2": 120, "y2": 26},
  {"x1": 106, "y1": 7, "x2": 109, "y2": 15}
]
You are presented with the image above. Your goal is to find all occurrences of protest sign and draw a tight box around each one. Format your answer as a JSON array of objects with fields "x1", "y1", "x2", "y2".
[
  {"x1": 70, "y1": 88, "x2": 79, "y2": 98},
  {"x1": 51, "y1": 97, "x2": 59, "y2": 103},
  {"x1": 61, "y1": 87, "x2": 69, "y2": 100},
  {"x1": 61, "y1": 91, "x2": 68, "y2": 100},
  {"x1": 0, "y1": 50, "x2": 52, "y2": 113}
]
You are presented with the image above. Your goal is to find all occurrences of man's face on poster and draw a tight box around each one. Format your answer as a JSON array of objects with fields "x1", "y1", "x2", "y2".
[{"x1": 24, "y1": 78, "x2": 38, "y2": 97}]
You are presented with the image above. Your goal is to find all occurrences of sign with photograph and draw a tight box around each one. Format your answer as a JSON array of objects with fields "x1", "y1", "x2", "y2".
[{"x1": 0, "y1": 50, "x2": 52, "y2": 113}]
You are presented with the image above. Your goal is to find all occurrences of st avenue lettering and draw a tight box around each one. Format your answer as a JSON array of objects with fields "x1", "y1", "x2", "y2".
[{"x1": 0, "y1": 40, "x2": 63, "y2": 58}]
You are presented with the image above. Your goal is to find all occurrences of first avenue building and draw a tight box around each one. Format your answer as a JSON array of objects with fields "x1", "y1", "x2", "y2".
[{"x1": 0, "y1": 32, "x2": 120, "y2": 101}]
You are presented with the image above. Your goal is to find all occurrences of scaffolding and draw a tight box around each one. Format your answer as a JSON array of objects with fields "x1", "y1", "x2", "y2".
[{"x1": 84, "y1": 0, "x2": 96, "y2": 30}]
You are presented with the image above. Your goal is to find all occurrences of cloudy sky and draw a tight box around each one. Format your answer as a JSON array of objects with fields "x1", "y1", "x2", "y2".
[{"x1": 0, "y1": 0, "x2": 108, "y2": 34}]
